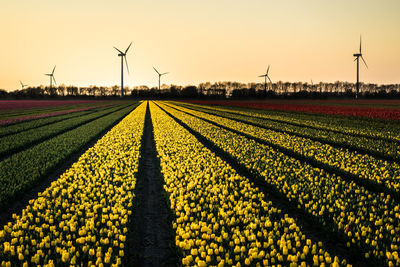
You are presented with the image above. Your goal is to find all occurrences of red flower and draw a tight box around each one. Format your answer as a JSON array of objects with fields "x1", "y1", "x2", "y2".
[{"x1": 181, "y1": 100, "x2": 400, "y2": 120}]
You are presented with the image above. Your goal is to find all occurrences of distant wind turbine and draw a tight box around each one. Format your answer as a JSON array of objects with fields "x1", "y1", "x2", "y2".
[
  {"x1": 259, "y1": 65, "x2": 272, "y2": 94},
  {"x1": 20, "y1": 81, "x2": 28, "y2": 90},
  {"x1": 114, "y1": 42, "x2": 132, "y2": 97},
  {"x1": 45, "y1": 66, "x2": 57, "y2": 90},
  {"x1": 153, "y1": 67, "x2": 169, "y2": 91},
  {"x1": 353, "y1": 36, "x2": 368, "y2": 98}
]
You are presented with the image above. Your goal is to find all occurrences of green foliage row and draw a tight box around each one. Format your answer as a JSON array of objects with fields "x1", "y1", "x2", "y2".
[
  {"x1": 0, "y1": 105, "x2": 113, "y2": 138},
  {"x1": 0, "y1": 103, "x2": 104, "y2": 120}
]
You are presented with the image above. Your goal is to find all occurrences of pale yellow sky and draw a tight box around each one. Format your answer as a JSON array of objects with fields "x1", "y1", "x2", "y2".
[{"x1": 0, "y1": 0, "x2": 399, "y2": 91}]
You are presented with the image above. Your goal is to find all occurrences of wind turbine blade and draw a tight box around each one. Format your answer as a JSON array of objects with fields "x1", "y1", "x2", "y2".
[
  {"x1": 53, "y1": 76, "x2": 57, "y2": 85},
  {"x1": 361, "y1": 56, "x2": 368, "y2": 69},
  {"x1": 360, "y1": 35, "x2": 362, "y2": 54},
  {"x1": 267, "y1": 76, "x2": 272, "y2": 83},
  {"x1": 258, "y1": 75, "x2": 265, "y2": 77},
  {"x1": 161, "y1": 72, "x2": 169, "y2": 76},
  {"x1": 20, "y1": 80, "x2": 23, "y2": 86},
  {"x1": 52, "y1": 66, "x2": 56, "y2": 75},
  {"x1": 267, "y1": 65, "x2": 270, "y2": 75},
  {"x1": 153, "y1": 67, "x2": 160, "y2": 75},
  {"x1": 124, "y1": 56, "x2": 130, "y2": 74},
  {"x1": 125, "y1": 42, "x2": 132, "y2": 54},
  {"x1": 114, "y1": 47, "x2": 124, "y2": 54},
  {"x1": 354, "y1": 57, "x2": 358, "y2": 62}
]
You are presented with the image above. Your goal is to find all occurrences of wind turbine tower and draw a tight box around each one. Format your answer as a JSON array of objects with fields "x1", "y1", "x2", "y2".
[
  {"x1": 153, "y1": 67, "x2": 169, "y2": 91},
  {"x1": 259, "y1": 65, "x2": 272, "y2": 95},
  {"x1": 114, "y1": 42, "x2": 132, "y2": 97},
  {"x1": 20, "y1": 81, "x2": 28, "y2": 90},
  {"x1": 45, "y1": 66, "x2": 57, "y2": 91},
  {"x1": 353, "y1": 36, "x2": 368, "y2": 98}
]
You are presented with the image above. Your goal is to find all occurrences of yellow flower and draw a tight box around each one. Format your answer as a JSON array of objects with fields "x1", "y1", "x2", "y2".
[
  {"x1": 18, "y1": 253, "x2": 24, "y2": 261},
  {"x1": 198, "y1": 260, "x2": 207, "y2": 267},
  {"x1": 61, "y1": 251, "x2": 69, "y2": 262}
]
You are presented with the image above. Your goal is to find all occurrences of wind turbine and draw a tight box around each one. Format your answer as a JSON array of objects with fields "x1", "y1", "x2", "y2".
[
  {"x1": 45, "y1": 66, "x2": 57, "y2": 90},
  {"x1": 20, "y1": 81, "x2": 28, "y2": 90},
  {"x1": 353, "y1": 36, "x2": 368, "y2": 98},
  {"x1": 153, "y1": 67, "x2": 169, "y2": 91},
  {"x1": 114, "y1": 42, "x2": 132, "y2": 97},
  {"x1": 259, "y1": 65, "x2": 272, "y2": 94}
]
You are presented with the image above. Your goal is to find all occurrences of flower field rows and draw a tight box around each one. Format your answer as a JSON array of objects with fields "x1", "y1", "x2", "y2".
[
  {"x1": 0, "y1": 100, "x2": 105, "y2": 111},
  {"x1": 0, "y1": 100, "x2": 399, "y2": 266},
  {"x1": 0, "y1": 104, "x2": 128, "y2": 158},
  {"x1": 0, "y1": 107, "x2": 104, "y2": 138},
  {"x1": 182, "y1": 100, "x2": 400, "y2": 120},
  {"x1": 0, "y1": 104, "x2": 113, "y2": 126},
  {"x1": 0, "y1": 100, "x2": 115, "y2": 124},
  {"x1": 178, "y1": 101, "x2": 400, "y2": 143},
  {"x1": 158, "y1": 102, "x2": 400, "y2": 266},
  {"x1": 166, "y1": 102, "x2": 400, "y2": 195},
  {"x1": 0, "y1": 103, "x2": 138, "y2": 210},
  {"x1": 0, "y1": 102, "x2": 146, "y2": 266},
  {"x1": 150, "y1": 102, "x2": 348, "y2": 266},
  {"x1": 175, "y1": 102, "x2": 400, "y2": 161}
]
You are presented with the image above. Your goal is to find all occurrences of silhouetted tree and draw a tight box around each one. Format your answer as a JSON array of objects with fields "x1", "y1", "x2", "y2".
[
  {"x1": 181, "y1": 85, "x2": 198, "y2": 98},
  {"x1": 111, "y1": 85, "x2": 119, "y2": 97},
  {"x1": 0, "y1": 89, "x2": 8, "y2": 98}
]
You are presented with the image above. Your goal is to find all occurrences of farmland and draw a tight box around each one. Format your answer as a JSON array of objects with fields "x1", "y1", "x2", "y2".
[
  {"x1": 0, "y1": 100, "x2": 116, "y2": 125},
  {"x1": 0, "y1": 100, "x2": 399, "y2": 266}
]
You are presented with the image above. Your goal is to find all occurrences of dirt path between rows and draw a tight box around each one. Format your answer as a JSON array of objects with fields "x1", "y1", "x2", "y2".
[{"x1": 126, "y1": 103, "x2": 178, "y2": 266}]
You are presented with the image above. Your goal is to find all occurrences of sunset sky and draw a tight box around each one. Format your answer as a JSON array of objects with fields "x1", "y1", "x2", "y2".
[{"x1": 0, "y1": 0, "x2": 399, "y2": 91}]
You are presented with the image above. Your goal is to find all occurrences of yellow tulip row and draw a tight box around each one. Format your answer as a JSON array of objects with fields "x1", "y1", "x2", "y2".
[
  {"x1": 0, "y1": 101, "x2": 147, "y2": 266},
  {"x1": 178, "y1": 102, "x2": 400, "y2": 143},
  {"x1": 158, "y1": 102, "x2": 400, "y2": 266},
  {"x1": 150, "y1": 102, "x2": 349, "y2": 267},
  {"x1": 166, "y1": 102, "x2": 400, "y2": 193}
]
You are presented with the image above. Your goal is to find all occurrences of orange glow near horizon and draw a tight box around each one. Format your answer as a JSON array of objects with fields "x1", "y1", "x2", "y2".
[{"x1": 0, "y1": 0, "x2": 399, "y2": 91}]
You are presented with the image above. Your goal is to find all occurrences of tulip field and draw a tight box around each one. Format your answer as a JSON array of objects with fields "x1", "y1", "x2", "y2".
[
  {"x1": 1, "y1": 100, "x2": 400, "y2": 266},
  {"x1": 0, "y1": 100, "x2": 115, "y2": 125}
]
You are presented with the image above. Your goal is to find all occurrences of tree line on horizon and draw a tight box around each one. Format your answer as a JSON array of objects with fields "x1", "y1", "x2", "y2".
[{"x1": 1, "y1": 81, "x2": 400, "y2": 99}]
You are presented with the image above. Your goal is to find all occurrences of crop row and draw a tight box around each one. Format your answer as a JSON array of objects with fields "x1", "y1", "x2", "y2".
[
  {"x1": 175, "y1": 102, "x2": 400, "y2": 161},
  {"x1": 0, "y1": 101, "x2": 146, "y2": 266},
  {"x1": 182, "y1": 100, "x2": 400, "y2": 126},
  {"x1": 0, "y1": 103, "x2": 139, "y2": 210},
  {"x1": 167, "y1": 103, "x2": 400, "y2": 195},
  {"x1": 0, "y1": 102, "x2": 105, "y2": 121},
  {"x1": 150, "y1": 102, "x2": 348, "y2": 267},
  {"x1": 179, "y1": 102, "x2": 400, "y2": 143},
  {"x1": 158, "y1": 102, "x2": 400, "y2": 266},
  {"x1": 0, "y1": 104, "x2": 127, "y2": 159},
  {"x1": 0, "y1": 105, "x2": 112, "y2": 138}
]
